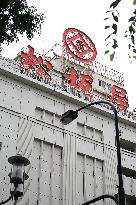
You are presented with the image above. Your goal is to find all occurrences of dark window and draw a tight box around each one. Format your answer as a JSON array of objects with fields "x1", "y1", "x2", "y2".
[
  {"x1": 0, "y1": 142, "x2": 2, "y2": 151},
  {"x1": 126, "y1": 195, "x2": 136, "y2": 205},
  {"x1": 122, "y1": 167, "x2": 136, "y2": 179},
  {"x1": 99, "y1": 80, "x2": 101, "y2": 86},
  {"x1": 115, "y1": 194, "x2": 136, "y2": 205},
  {"x1": 120, "y1": 138, "x2": 136, "y2": 152}
]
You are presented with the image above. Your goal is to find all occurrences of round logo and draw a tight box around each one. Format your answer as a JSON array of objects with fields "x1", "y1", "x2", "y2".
[{"x1": 63, "y1": 28, "x2": 97, "y2": 63}]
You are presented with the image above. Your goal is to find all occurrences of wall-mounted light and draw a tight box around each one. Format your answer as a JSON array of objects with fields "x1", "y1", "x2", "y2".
[
  {"x1": 0, "y1": 154, "x2": 30, "y2": 205},
  {"x1": 8, "y1": 154, "x2": 30, "y2": 201}
]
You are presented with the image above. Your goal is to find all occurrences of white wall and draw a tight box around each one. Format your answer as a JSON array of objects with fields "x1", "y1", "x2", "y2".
[{"x1": 0, "y1": 58, "x2": 136, "y2": 205}]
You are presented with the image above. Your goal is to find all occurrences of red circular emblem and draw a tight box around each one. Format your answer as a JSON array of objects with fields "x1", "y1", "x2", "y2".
[{"x1": 63, "y1": 28, "x2": 97, "y2": 63}]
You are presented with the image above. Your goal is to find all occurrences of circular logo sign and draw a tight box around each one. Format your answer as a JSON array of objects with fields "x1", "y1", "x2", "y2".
[{"x1": 63, "y1": 28, "x2": 97, "y2": 63}]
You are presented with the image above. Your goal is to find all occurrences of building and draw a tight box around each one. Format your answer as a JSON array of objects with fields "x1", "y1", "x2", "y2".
[{"x1": 0, "y1": 40, "x2": 136, "y2": 205}]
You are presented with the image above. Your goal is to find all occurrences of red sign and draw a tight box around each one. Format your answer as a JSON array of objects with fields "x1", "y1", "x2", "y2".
[
  {"x1": 63, "y1": 28, "x2": 97, "y2": 63},
  {"x1": 64, "y1": 67, "x2": 93, "y2": 98},
  {"x1": 20, "y1": 45, "x2": 53, "y2": 80},
  {"x1": 64, "y1": 68, "x2": 129, "y2": 110},
  {"x1": 109, "y1": 85, "x2": 129, "y2": 111},
  {"x1": 18, "y1": 44, "x2": 129, "y2": 112}
]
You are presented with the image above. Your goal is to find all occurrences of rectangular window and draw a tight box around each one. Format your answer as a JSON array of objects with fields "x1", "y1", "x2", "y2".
[
  {"x1": 86, "y1": 126, "x2": 94, "y2": 139},
  {"x1": 30, "y1": 140, "x2": 63, "y2": 204},
  {"x1": 120, "y1": 138, "x2": 136, "y2": 152},
  {"x1": 115, "y1": 194, "x2": 136, "y2": 205},
  {"x1": 77, "y1": 122, "x2": 85, "y2": 136},
  {"x1": 95, "y1": 129, "x2": 103, "y2": 142},
  {"x1": 126, "y1": 196, "x2": 136, "y2": 205},
  {"x1": 99, "y1": 80, "x2": 101, "y2": 86},
  {"x1": 35, "y1": 107, "x2": 43, "y2": 120},
  {"x1": 35, "y1": 107, "x2": 54, "y2": 124},
  {"x1": 76, "y1": 153, "x2": 104, "y2": 205},
  {"x1": 98, "y1": 79, "x2": 111, "y2": 92},
  {"x1": 122, "y1": 167, "x2": 136, "y2": 179}
]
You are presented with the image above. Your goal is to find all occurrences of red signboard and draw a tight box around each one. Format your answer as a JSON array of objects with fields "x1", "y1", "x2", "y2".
[
  {"x1": 18, "y1": 40, "x2": 129, "y2": 111},
  {"x1": 63, "y1": 28, "x2": 97, "y2": 63},
  {"x1": 64, "y1": 67, "x2": 129, "y2": 110},
  {"x1": 64, "y1": 67, "x2": 93, "y2": 98},
  {"x1": 20, "y1": 45, "x2": 53, "y2": 80},
  {"x1": 109, "y1": 85, "x2": 129, "y2": 111}
]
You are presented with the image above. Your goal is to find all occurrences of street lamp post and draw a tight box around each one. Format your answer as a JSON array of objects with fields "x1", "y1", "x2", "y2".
[
  {"x1": 0, "y1": 154, "x2": 30, "y2": 205},
  {"x1": 60, "y1": 100, "x2": 125, "y2": 205}
]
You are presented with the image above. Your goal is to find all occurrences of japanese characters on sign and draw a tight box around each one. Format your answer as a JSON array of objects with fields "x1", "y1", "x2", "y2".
[
  {"x1": 109, "y1": 85, "x2": 129, "y2": 111},
  {"x1": 63, "y1": 28, "x2": 97, "y2": 63},
  {"x1": 63, "y1": 67, "x2": 129, "y2": 111},
  {"x1": 64, "y1": 67, "x2": 93, "y2": 101},
  {"x1": 18, "y1": 28, "x2": 129, "y2": 111},
  {"x1": 20, "y1": 45, "x2": 53, "y2": 81}
]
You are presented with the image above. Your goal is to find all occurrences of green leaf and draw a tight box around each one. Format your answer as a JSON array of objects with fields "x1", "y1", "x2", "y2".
[
  {"x1": 106, "y1": 42, "x2": 112, "y2": 46},
  {"x1": 112, "y1": 39, "x2": 118, "y2": 49},
  {"x1": 112, "y1": 24, "x2": 117, "y2": 34},
  {"x1": 106, "y1": 10, "x2": 112, "y2": 13},
  {"x1": 129, "y1": 25, "x2": 135, "y2": 34},
  {"x1": 110, "y1": 53, "x2": 115, "y2": 61},
  {"x1": 113, "y1": 39, "x2": 117, "y2": 44},
  {"x1": 132, "y1": 21, "x2": 136, "y2": 26},
  {"x1": 104, "y1": 17, "x2": 109, "y2": 20},
  {"x1": 128, "y1": 44, "x2": 131, "y2": 49},
  {"x1": 133, "y1": 0, "x2": 136, "y2": 5},
  {"x1": 131, "y1": 35, "x2": 135, "y2": 44},
  {"x1": 105, "y1": 50, "x2": 109, "y2": 54},
  {"x1": 0, "y1": 0, "x2": 45, "y2": 49},
  {"x1": 112, "y1": 45, "x2": 117, "y2": 49},
  {"x1": 110, "y1": 0, "x2": 121, "y2": 8},
  {"x1": 133, "y1": 56, "x2": 136, "y2": 59},
  {"x1": 105, "y1": 33, "x2": 113, "y2": 41},
  {"x1": 128, "y1": 17, "x2": 135, "y2": 22},
  {"x1": 105, "y1": 26, "x2": 110, "y2": 29},
  {"x1": 133, "y1": 49, "x2": 136, "y2": 53},
  {"x1": 112, "y1": 12, "x2": 118, "y2": 22}
]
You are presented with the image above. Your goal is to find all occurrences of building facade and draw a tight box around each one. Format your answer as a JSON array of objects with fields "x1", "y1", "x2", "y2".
[{"x1": 0, "y1": 46, "x2": 136, "y2": 205}]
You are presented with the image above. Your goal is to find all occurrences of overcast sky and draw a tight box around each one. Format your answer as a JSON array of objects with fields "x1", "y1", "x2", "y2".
[{"x1": 1, "y1": 0, "x2": 136, "y2": 110}]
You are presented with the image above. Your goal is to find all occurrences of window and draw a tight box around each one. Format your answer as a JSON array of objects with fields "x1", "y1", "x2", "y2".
[
  {"x1": 35, "y1": 107, "x2": 54, "y2": 124},
  {"x1": 115, "y1": 194, "x2": 136, "y2": 205},
  {"x1": 95, "y1": 129, "x2": 103, "y2": 142},
  {"x1": 98, "y1": 79, "x2": 112, "y2": 92},
  {"x1": 126, "y1": 195, "x2": 136, "y2": 205},
  {"x1": 35, "y1": 107, "x2": 43, "y2": 120},
  {"x1": 86, "y1": 126, "x2": 94, "y2": 139},
  {"x1": 122, "y1": 167, "x2": 136, "y2": 179},
  {"x1": 120, "y1": 138, "x2": 136, "y2": 152},
  {"x1": 77, "y1": 122, "x2": 85, "y2": 136}
]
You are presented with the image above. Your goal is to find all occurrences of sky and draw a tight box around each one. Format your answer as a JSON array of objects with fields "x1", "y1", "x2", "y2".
[{"x1": 1, "y1": 0, "x2": 136, "y2": 110}]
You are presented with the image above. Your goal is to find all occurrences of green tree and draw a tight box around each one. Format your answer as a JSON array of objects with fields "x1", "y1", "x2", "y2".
[
  {"x1": 105, "y1": 0, "x2": 136, "y2": 61},
  {"x1": 0, "y1": 0, "x2": 45, "y2": 51}
]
